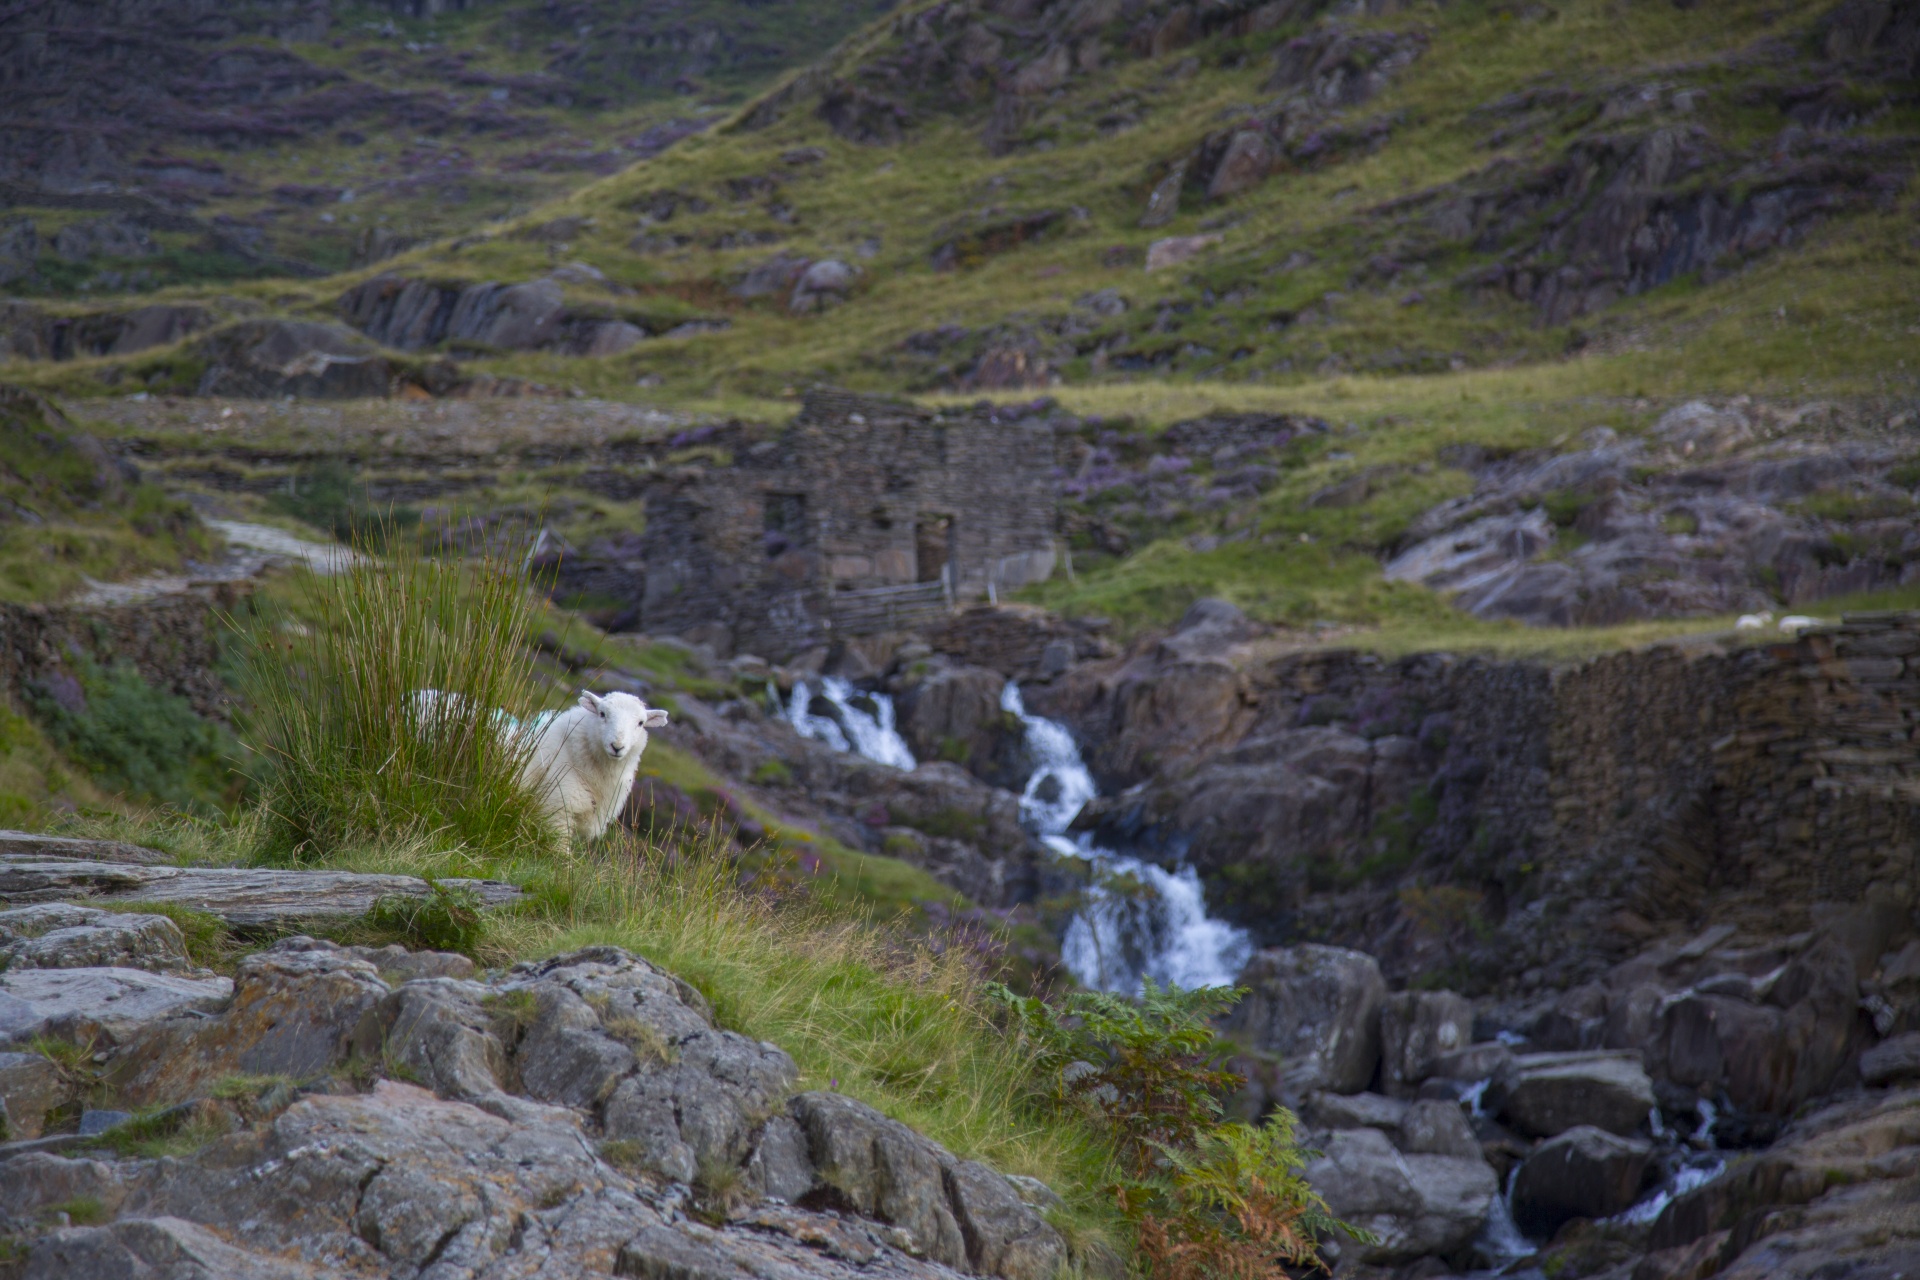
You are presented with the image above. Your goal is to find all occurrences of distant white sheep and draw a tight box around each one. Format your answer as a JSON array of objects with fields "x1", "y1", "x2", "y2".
[
  {"x1": 411, "y1": 688, "x2": 667, "y2": 846},
  {"x1": 1778, "y1": 615, "x2": 1828, "y2": 637},
  {"x1": 518, "y1": 691, "x2": 667, "y2": 846},
  {"x1": 1734, "y1": 611, "x2": 1773, "y2": 631}
]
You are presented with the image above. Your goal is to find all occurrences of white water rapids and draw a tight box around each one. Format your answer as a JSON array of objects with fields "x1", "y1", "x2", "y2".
[
  {"x1": 781, "y1": 676, "x2": 1250, "y2": 993},
  {"x1": 1001, "y1": 683, "x2": 1252, "y2": 994},
  {"x1": 784, "y1": 676, "x2": 917, "y2": 770}
]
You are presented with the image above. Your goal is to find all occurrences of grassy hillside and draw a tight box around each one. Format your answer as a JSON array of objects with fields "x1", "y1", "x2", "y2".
[
  {"x1": 0, "y1": 386, "x2": 208, "y2": 600},
  {"x1": 0, "y1": 0, "x2": 899, "y2": 287},
  {"x1": 281, "y1": 0, "x2": 1920, "y2": 399},
  {"x1": 6, "y1": 0, "x2": 1916, "y2": 644}
]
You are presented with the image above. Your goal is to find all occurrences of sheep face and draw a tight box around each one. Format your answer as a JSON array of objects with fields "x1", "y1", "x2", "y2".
[{"x1": 578, "y1": 690, "x2": 669, "y2": 762}]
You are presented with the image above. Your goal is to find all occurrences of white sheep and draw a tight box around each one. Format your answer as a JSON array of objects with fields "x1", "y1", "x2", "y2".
[
  {"x1": 1778, "y1": 615, "x2": 1827, "y2": 637},
  {"x1": 517, "y1": 691, "x2": 668, "y2": 846},
  {"x1": 1734, "y1": 611, "x2": 1773, "y2": 631},
  {"x1": 410, "y1": 687, "x2": 667, "y2": 846}
]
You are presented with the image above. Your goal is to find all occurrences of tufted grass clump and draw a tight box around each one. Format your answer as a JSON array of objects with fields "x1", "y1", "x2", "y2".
[{"x1": 236, "y1": 519, "x2": 559, "y2": 863}]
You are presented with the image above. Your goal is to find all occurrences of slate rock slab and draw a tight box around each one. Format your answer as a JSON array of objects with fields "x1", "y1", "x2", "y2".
[
  {"x1": 0, "y1": 903, "x2": 199, "y2": 974},
  {"x1": 0, "y1": 966, "x2": 233, "y2": 1048},
  {"x1": 0, "y1": 830, "x2": 176, "y2": 866},
  {"x1": 1491, "y1": 1049, "x2": 1656, "y2": 1138},
  {"x1": 0, "y1": 854, "x2": 521, "y2": 927}
]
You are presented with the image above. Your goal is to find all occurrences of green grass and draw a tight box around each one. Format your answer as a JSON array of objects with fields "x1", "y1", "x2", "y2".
[
  {"x1": 0, "y1": 386, "x2": 209, "y2": 602},
  {"x1": 235, "y1": 521, "x2": 561, "y2": 862}
]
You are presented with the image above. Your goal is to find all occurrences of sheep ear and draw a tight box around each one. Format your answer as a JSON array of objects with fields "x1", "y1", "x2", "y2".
[
  {"x1": 644, "y1": 709, "x2": 669, "y2": 729},
  {"x1": 579, "y1": 690, "x2": 605, "y2": 714}
]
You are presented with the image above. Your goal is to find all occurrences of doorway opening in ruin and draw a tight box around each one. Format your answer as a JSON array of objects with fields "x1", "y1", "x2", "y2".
[
  {"x1": 763, "y1": 492, "x2": 807, "y2": 557},
  {"x1": 916, "y1": 515, "x2": 952, "y2": 583}
]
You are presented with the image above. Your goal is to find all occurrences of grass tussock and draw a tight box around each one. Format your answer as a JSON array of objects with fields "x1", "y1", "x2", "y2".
[{"x1": 236, "y1": 520, "x2": 560, "y2": 863}]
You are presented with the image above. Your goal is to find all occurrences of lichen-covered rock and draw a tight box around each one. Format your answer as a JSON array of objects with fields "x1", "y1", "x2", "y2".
[
  {"x1": 0, "y1": 1080, "x2": 977, "y2": 1279},
  {"x1": 504, "y1": 947, "x2": 798, "y2": 1185},
  {"x1": 24, "y1": 1216, "x2": 321, "y2": 1280},
  {"x1": 789, "y1": 1090, "x2": 1066, "y2": 1279},
  {"x1": 108, "y1": 940, "x2": 388, "y2": 1106},
  {"x1": 1222, "y1": 944, "x2": 1385, "y2": 1101},
  {"x1": 0, "y1": 966, "x2": 232, "y2": 1048},
  {"x1": 0, "y1": 903, "x2": 199, "y2": 975},
  {"x1": 792, "y1": 1089, "x2": 969, "y2": 1268},
  {"x1": 0, "y1": 1050, "x2": 70, "y2": 1140},
  {"x1": 1303, "y1": 1126, "x2": 1497, "y2": 1263}
]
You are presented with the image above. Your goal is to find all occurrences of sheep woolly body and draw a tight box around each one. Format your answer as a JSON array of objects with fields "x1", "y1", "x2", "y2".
[{"x1": 520, "y1": 691, "x2": 669, "y2": 844}]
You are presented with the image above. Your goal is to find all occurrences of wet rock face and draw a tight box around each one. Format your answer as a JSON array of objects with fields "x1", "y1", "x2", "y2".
[
  {"x1": 0, "y1": 922, "x2": 1065, "y2": 1280},
  {"x1": 1221, "y1": 944, "x2": 1384, "y2": 1102},
  {"x1": 894, "y1": 661, "x2": 1029, "y2": 789},
  {"x1": 1511, "y1": 1125, "x2": 1654, "y2": 1238}
]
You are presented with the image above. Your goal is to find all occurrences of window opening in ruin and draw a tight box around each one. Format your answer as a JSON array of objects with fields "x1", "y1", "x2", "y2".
[
  {"x1": 916, "y1": 515, "x2": 952, "y2": 583},
  {"x1": 763, "y1": 492, "x2": 806, "y2": 557},
  {"x1": 870, "y1": 506, "x2": 892, "y2": 531}
]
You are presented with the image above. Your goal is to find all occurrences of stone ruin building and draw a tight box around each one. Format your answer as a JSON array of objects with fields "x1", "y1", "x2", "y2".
[{"x1": 640, "y1": 390, "x2": 1058, "y2": 658}]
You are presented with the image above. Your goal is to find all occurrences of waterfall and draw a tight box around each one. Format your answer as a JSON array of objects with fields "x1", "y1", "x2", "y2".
[
  {"x1": 785, "y1": 677, "x2": 916, "y2": 770},
  {"x1": 1001, "y1": 683, "x2": 1252, "y2": 994}
]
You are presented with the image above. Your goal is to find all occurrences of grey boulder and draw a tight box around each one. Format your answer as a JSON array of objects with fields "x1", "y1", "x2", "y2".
[
  {"x1": 0, "y1": 903, "x2": 199, "y2": 974},
  {"x1": 1223, "y1": 944, "x2": 1385, "y2": 1100},
  {"x1": 1379, "y1": 989, "x2": 1475, "y2": 1096},
  {"x1": 790, "y1": 258, "x2": 857, "y2": 312},
  {"x1": 0, "y1": 966, "x2": 232, "y2": 1049},
  {"x1": 790, "y1": 1090, "x2": 1066, "y2": 1280},
  {"x1": 1860, "y1": 1031, "x2": 1920, "y2": 1087},
  {"x1": 192, "y1": 319, "x2": 391, "y2": 399},
  {"x1": 1511, "y1": 1124, "x2": 1654, "y2": 1238},
  {"x1": 1303, "y1": 1125, "x2": 1497, "y2": 1263},
  {"x1": 1491, "y1": 1049, "x2": 1655, "y2": 1138}
]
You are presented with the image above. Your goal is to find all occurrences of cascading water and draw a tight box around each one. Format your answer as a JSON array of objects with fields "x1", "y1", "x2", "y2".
[
  {"x1": 784, "y1": 677, "x2": 916, "y2": 769},
  {"x1": 1001, "y1": 683, "x2": 1252, "y2": 994}
]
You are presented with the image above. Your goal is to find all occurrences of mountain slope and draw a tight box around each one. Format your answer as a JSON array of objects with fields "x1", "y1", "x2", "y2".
[
  {"x1": 298, "y1": 0, "x2": 1919, "y2": 401},
  {"x1": 0, "y1": 0, "x2": 898, "y2": 287}
]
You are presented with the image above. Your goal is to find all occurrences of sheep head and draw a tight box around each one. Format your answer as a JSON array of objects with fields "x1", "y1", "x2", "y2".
[{"x1": 578, "y1": 690, "x2": 669, "y2": 762}]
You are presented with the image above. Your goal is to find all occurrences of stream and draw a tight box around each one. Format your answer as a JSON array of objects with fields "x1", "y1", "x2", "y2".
[{"x1": 782, "y1": 676, "x2": 1250, "y2": 994}]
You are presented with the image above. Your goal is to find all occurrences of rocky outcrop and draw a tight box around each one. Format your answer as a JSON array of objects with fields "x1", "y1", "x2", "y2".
[
  {"x1": 0, "y1": 853, "x2": 521, "y2": 928},
  {"x1": 0, "y1": 301, "x2": 212, "y2": 362},
  {"x1": 1302, "y1": 1125, "x2": 1497, "y2": 1264},
  {"x1": 1384, "y1": 405, "x2": 1920, "y2": 627},
  {"x1": 1510, "y1": 1125, "x2": 1654, "y2": 1237},
  {"x1": 0, "y1": 917, "x2": 1067, "y2": 1280},
  {"x1": 893, "y1": 661, "x2": 1028, "y2": 789},
  {"x1": 191, "y1": 320, "x2": 391, "y2": 400},
  {"x1": 1035, "y1": 604, "x2": 1920, "y2": 1001},
  {"x1": 1220, "y1": 943, "x2": 1384, "y2": 1103},
  {"x1": 336, "y1": 272, "x2": 695, "y2": 357}
]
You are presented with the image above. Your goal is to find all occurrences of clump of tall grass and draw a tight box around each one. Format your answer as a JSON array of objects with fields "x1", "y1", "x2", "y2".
[{"x1": 237, "y1": 519, "x2": 559, "y2": 863}]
